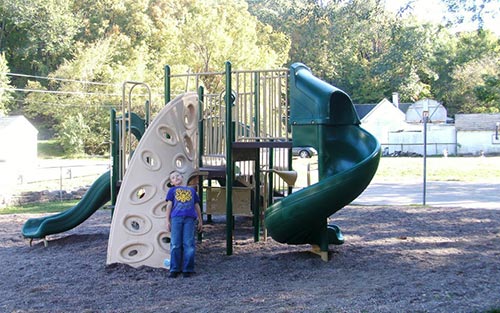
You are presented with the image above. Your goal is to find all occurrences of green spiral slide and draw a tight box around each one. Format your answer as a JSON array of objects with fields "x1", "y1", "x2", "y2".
[{"x1": 265, "y1": 63, "x2": 381, "y2": 254}]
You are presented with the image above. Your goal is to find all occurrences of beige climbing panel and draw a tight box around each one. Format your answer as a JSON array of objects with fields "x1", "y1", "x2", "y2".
[{"x1": 106, "y1": 93, "x2": 198, "y2": 268}]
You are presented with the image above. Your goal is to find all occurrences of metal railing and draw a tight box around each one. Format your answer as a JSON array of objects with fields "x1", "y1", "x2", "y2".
[
  {"x1": 381, "y1": 143, "x2": 457, "y2": 156},
  {"x1": 13, "y1": 163, "x2": 110, "y2": 200}
]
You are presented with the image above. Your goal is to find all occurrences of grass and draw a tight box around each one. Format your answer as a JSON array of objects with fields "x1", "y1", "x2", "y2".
[
  {"x1": 38, "y1": 139, "x2": 110, "y2": 159},
  {"x1": 0, "y1": 200, "x2": 80, "y2": 215},
  {"x1": 295, "y1": 155, "x2": 500, "y2": 186},
  {"x1": 374, "y1": 156, "x2": 500, "y2": 182},
  {"x1": 38, "y1": 139, "x2": 65, "y2": 158}
]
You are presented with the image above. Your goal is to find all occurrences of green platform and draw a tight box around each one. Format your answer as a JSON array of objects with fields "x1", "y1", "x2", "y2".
[{"x1": 265, "y1": 63, "x2": 381, "y2": 251}]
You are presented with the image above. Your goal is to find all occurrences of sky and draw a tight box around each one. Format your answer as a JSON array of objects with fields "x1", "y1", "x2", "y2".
[{"x1": 384, "y1": 0, "x2": 500, "y2": 35}]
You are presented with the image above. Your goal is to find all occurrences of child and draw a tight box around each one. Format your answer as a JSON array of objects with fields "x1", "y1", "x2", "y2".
[{"x1": 165, "y1": 170, "x2": 203, "y2": 278}]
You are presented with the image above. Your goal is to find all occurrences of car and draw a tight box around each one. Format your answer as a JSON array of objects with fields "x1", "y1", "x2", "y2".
[{"x1": 292, "y1": 146, "x2": 317, "y2": 158}]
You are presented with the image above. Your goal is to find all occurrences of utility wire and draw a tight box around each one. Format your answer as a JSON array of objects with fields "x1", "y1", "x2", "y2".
[
  {"x1": 1, "y1": 87, "x2": 121, "y2": 97},
  {"x1": 2, "y1": 72, "x2": 118, "y2": 87},
  {"x1": 11, "y1": 98, "x2": 117, "y2": 108},
  {"x1": 1, "y1": 72, "x2": 166, "y2": 101},
  {"x1": 1, "y1": 86, "x2": 165, "y2": 98},
  {"x1": 2, "y1": 72, "x2": 165, "y2": 92}
]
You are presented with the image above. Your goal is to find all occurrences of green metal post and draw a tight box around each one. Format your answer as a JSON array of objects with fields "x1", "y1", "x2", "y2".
[
  {"x1": 110, "y1": 109, "x2": 119, "y2": 211},
  {"x1": 267, "y1": 144, "x2": 274, "y2": 208},
  {"x1": 288, "y1": 147, "x2": 293, "y2": 195},
  {"x1": 253, "y1": 71, "x2": 261, "y2": 242},
  {"x1": 197, "y1": 86, "x2": 204, "y2": 241},
  {"x1": 254, "y1": 154, "x2": 261, "y2": 242},
  {"x1": 164, "y1": 65, "x2": 171, "y2": 104},
  {"x1": 198, "y1": 86, "x2": 204, "y2": 168},
  {"x1": 254, "y1": 71, "x2": 260, "y2": 137},
  {"x1": 225, "y1": 61, "x2": 234, "y2": 256}
]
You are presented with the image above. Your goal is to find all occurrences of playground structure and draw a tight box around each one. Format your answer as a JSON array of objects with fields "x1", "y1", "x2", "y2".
[{"x1": 22, "y1": 62, "x2": 381, "y2": 268}]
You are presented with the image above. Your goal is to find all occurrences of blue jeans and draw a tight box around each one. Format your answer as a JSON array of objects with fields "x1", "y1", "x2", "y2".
[{"x1": 170, "y1": 216, "x2": 196, "y2": 273}]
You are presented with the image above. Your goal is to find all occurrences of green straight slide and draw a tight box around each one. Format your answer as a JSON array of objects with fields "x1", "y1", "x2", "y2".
[
  {"x1": 265, "y1": 63, "x2": 381, "y2": 248},
  {"x1": 22, "y1": 171, "x2": 110, "y2": 239}
]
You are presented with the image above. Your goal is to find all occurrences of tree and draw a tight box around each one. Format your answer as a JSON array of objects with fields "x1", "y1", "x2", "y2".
[
  {"x1": 23, "y1": 37, "x2": 126, "y2": 153},
  {"x1": 474, "y1": 71, "x2": 500, "y2": 112},
  {"x1": 0, "y1": 0, "x2": 78, "y2": 76},
  {"x1": 373, "y1": 21, "x2": 440, "y2": 102},
  {"x1": 248, "y1": 0, "x2": 437, "y2": 103},
  {"x1": 0, "y1": 53, "x2": 13, "y2": 115},
  {"x1": 248, "y1": 0, "x2": 330, "y2": 74},
  {"x1": 447, "y1": 54, "x2": 500, "y2": 113},
  {"x1": 11, "y1": 0, "x2": 291, "y2": 155},
  {"x1": 173, "y1": 0, "x2": 289, "y2": 91},
  {"x1": 432, "y1": 30, "x2": 500, "y2": 115},
  {"x1": 441, "y1": 0, "x2": 500, "y2": 31}
]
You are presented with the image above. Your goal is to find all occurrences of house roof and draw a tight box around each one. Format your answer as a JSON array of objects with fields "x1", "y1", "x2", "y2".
[
  {"x1": 0, "y1": 116, "x2": 38, "y2": 133},
  {"x1": 455, "y1": 113, "x2": 500, "y2": 131},
  {"x1": 398, "y1": 103, "x2": 412, "y2": 114},
  {"x1": 354, "y1": 100, "x2": 410, "y2": 119},
  {"x1": 354, "y1": 104, "x2": 377, "y2": 119}
]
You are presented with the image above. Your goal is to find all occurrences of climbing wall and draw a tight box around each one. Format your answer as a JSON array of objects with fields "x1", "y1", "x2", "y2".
[{"x1": 107, "y1": 93, "x2": 198, "y2": 268}]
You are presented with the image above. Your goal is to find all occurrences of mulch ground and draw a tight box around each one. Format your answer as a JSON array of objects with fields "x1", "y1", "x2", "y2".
[{"x1": 1, "y1": 205, "x2": 499, "y2": 312}]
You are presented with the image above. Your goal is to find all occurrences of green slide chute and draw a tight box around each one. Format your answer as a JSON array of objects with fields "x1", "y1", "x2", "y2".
[
  {"x1": 22, "y1": 171, "x2": 111, "y2": 239},
  {"x1": 265, "y1": 63, "x2": 381, "y2": 248},
  {"x1": 22, "y1": 110, "x2": 146, "y2": 241}
]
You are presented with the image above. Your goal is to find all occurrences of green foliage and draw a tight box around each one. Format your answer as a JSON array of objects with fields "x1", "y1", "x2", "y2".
[
  {"x1": 474, "y1": 72, "x2": 500, "y2": 112},
  {"x1": 0, "y1": 53, "x2": 13, "y2": 115},
  {"x1": 0, "y1": 0, "x2": 78, "y2": 76},
  {"x1": 447, "y1": 51, "x2": 500, "y2": 114},
  {"x1": 2, "y1": 0, "x2": 500, "y2": 157},
  {"x1": 57, "y1": 113, "x2": 91, "y2": 155},
  {"x1": 249, "y1": 0, "x2": 500, "y2": 115},
  {"x1": 431, "y1": 29, "x2": 500, "y2": 115},
  {"x1": 37, "y1": 139, "x2": 65, "y2": 158}
]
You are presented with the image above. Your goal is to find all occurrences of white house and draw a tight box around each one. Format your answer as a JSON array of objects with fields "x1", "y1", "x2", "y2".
[
  {"x1": 0, "y1": 115, "x2": 38, "y2": 206},
  {"x1": 406, "y1": 99, "x2": 448, "y2": 124},
  {"x1": 357, "y1": 97, "x2": 456, "y2": 156},
  {"x1": 455, "y1": 113, "x2": 500, "y2": 155},
  {"x1": 0, "y1": 115, "x2": 38, "y2": 165},
  {"x1": 356, "y1": 98, "x2": 411, "y2": 144},
  {"x1": 388, "y1": 124, "x2": 457, "y2": 156}
]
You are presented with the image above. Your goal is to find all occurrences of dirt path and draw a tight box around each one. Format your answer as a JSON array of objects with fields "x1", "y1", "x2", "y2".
[{"x1": 1, "y1": 205, "x2": 499, "y2": 312}]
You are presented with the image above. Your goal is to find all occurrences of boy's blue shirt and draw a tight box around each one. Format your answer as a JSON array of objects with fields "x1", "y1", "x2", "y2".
[{"x1": 166, "y1": 186, "x2": 200, "y2": 219}]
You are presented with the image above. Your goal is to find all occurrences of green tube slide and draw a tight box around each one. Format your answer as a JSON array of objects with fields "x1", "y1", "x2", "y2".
[
  {"x1": 265, "y1": 63, "x2": 381, "y2": 247},
  {"x1": 22, "y1": 171, "x2": 110, "y2": 239}
]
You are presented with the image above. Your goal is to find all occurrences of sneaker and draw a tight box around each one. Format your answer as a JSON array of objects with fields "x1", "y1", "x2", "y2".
[
  {"x1": 182, "y1": 272, "x2": 192, "y2": 278},
  {"x1": 169, "y1": 272, "x2": 180, "y2": 278}
]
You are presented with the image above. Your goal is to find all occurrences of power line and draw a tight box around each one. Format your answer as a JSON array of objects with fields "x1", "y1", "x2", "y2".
[
  {"x1": 2, "y1": 72, "x2": 118, "y2": 87},
  {"x1": 0, "y1": 86, "x2": 165, "y2": 98},
  {"x1": 1, "y1": 72, "x2": 166, "y2": 99},
  {"x1": 2, "y1": 72, "x2": 166, "y2": 92},
  {"x1": 11, "y1": 98, "x2": 117, "y2": 108},
  {"x1": 1, "y1": 87, "x2": 122, "y2": 97}
]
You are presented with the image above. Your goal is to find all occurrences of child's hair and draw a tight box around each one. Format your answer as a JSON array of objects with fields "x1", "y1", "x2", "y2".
[{"x1": 169, "y1": 170, "x2": 181, "y2": 177}]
